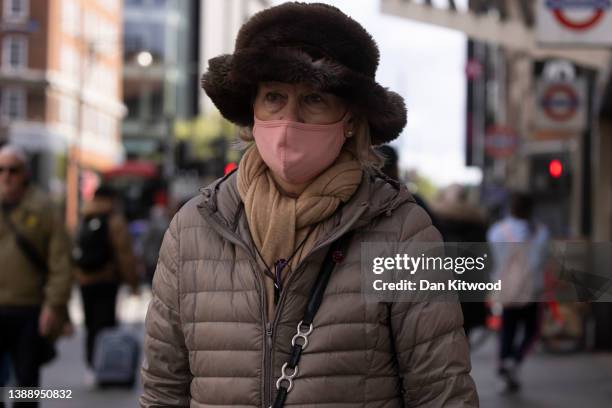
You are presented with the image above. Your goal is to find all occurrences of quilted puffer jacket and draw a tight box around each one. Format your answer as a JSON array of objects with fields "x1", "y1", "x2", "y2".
[{"x1": 140, "y1": 171, "x2": 479, "y2": 407}]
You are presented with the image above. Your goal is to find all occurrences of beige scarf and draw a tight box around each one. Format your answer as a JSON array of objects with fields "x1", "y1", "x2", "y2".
[{"x1": 237, "y1": 145, "x2": 362, "y2": 316}]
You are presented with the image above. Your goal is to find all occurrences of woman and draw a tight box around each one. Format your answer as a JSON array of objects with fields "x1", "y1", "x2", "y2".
[{"x1": 140, "y1": 3, "x2": 478, "y2": 407}]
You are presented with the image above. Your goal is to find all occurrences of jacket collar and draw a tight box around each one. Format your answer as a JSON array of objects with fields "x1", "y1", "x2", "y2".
[{"x1": 197, "y1": 169, "x2": 415, "y2": 251}]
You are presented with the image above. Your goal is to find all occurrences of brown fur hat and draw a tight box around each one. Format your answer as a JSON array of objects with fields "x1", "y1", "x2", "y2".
[{"x1": 201, "y1": 2, "x2": 407, "y2": 144}]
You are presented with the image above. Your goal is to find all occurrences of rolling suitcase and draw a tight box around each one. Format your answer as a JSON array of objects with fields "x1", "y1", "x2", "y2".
[{"x1": 93, "y1": 327, "x2": 140, "y2": 387}]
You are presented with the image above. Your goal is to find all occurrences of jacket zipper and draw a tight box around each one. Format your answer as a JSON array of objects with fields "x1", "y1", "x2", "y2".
[
  {"x1": 266, "y1": 204, "x2": 369, "y2": 404},
  {"x1": 264, "y1": 322, "x2": 273, "y2": 407},
  {"x1": 201, "y1": 202, "x2": 368, "y2": 407}
]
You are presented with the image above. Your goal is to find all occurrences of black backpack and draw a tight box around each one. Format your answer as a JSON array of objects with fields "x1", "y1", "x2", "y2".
[{"x1": 72, "y1": 214, "x2": 113, "y2": 272}]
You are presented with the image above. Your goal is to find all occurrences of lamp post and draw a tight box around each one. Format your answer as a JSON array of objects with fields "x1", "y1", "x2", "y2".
[
  {"x1": 66, "y1": 38, "x2": 96, "y2": 231},
  {"x1": 135, "y1": 50, "x2": 175, "y2": 182},
  {"x1": 65, "y1": 4, "x2": 120, "y2": 230},
  {"x1": 136, "y1": 50, "x2": 153, "y2": 122}
]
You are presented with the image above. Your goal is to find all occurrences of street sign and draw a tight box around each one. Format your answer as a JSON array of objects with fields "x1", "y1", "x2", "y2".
[
  {"x1": 485, "y1": 126, "x2": 518, "y2": 159},
  {"x1": 536, "y1": 0, "x2": 612, "y2": 45},
  {"x1": 535, "y1": 79, "x2": 587, "y2": 131}
]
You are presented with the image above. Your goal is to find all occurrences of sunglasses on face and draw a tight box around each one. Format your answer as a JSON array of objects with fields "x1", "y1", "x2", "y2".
[{"x1": 0, "y1": 166, "x2": 23, "y2": 175}]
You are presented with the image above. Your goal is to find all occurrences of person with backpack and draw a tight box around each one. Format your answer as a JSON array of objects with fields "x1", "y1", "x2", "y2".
[
  {"x1": 73, "y1": 185, "x2": 140, "y2": 381},
  {"x1": 487, "y1": 193, "x2": 550, "y2": 393},
  {"x1": 0, "y1": 145, "x2": 73, "y2": 406}
]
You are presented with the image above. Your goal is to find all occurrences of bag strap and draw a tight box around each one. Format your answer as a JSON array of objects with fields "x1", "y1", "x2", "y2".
[
  {"x1": 271, "y1": 232, "x2": 354, "y2": 408},
  {"x1": 2, "y1": 210, "x2": 49, "y2": 284}
]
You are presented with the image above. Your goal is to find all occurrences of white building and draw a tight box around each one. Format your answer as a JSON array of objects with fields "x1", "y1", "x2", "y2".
[
  {"x1": 198, "y1": 0, "x2": 269, "y2": 115},
  {"x1": 0, "y1": 0, "x2": 125, "y2": 226}
]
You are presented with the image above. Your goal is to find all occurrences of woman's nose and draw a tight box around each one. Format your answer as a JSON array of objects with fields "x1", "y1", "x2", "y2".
[{"x1": 280, "y1": 98, "x2": 303, "y2": 122}]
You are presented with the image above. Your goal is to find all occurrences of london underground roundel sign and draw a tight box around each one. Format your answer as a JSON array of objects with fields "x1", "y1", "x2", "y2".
[
  {"x1": 546, "y1": 0, "x2": 610, "y2": 31},
  {"x1": 535, "y1": 78, "x2": 587, "y2": 131},
  {"x1": 485, "y1": 126, "x2": 518, "y2": 159},
  {"x1": 541, "y1": 83, "x2": 579, "y2": 121}
]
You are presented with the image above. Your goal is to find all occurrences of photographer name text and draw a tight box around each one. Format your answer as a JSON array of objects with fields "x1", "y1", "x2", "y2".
[{"x1": 372, "y1": 279, "x2": 501, "y2": 291}]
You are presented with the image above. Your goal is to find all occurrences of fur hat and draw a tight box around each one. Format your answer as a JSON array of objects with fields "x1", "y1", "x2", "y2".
[{"x1": 201, "y1": 2, "x2": 407, "y2": 144}]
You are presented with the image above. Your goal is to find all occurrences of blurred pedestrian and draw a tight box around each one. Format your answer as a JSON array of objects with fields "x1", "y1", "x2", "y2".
[
  {"x1": 72, "y1": 184, "x2": 140, "y2": 382},
  {"x1": 140, "y1": 201, "x2": 169, "y2": 285},
  {"x1": 432, "y1": 184, "x2": 488, "y2": 242},
  {"x1": 487, "y1": 192, "x2": 549, "y2": 393},
  {"x1": 431, "y1": 185, "x2": 490, "y2": 337},
  {"x1": 375, "y1": 144, "x2": 439, "y2": 227},
  {"x1": 140, "y1": 3, "x2": 477, "y2": 407},
  {"x1": 0, "y1": 145, "x2": 73, "y2": 405}
]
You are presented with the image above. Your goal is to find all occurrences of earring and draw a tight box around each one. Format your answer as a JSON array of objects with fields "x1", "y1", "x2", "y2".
[{"x1": 346, "y1": 130, "x2": 354, "y2": 138}]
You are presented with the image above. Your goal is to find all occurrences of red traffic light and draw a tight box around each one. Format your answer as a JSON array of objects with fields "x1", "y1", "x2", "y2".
[{"x1": 549, "y1": 159, "x2": 563, "y2": 179}]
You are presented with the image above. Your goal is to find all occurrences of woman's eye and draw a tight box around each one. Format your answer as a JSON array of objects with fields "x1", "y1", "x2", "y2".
[
  {"x1": 265, "y1": 92, "x2": 284, "y2": 103},
  {"x1": 304, "y1": 94, "x2": 324, "y2": 105}
]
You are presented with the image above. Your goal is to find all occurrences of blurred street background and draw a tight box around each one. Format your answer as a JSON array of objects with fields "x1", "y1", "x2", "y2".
[{"x1": 2, "y1": 0, "x2": 612, "y2": 406}]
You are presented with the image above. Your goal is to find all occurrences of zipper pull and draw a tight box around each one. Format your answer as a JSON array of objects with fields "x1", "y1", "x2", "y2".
[{"x1": 266, "y1": 322, "x2": 273, "y2": 346}]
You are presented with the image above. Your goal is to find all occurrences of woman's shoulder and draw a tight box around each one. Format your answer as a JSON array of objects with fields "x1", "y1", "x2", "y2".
[
  {"x1": 357, "y1": 175, "x2": 440, "y2": 242},
  {"x1": 172, "y1": 195, "x2": 209, "y2": 231},
  {"x1": 364, "y1": 176, "x2": 439, "y2": 242},
  {"x1": 171, "y1": 172, "x2": 242, "y2": 233},
  {"x1": 390, "y1": 199, "x2": 441, "y2": 242}
]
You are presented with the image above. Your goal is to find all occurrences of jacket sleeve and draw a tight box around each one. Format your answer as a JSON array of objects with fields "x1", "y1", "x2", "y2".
[
  {"x1": 391, "y1": 205, "x2": 479, "y2": 407},
  {"x1": 109, "y1": 213, "x2": 139, "y2": 290},
  {"x1": 140, "y1": 217, "x2": 191, "y2": 407},
  {"x1": 43, "y1": 208, "x2": 73, "y2": 311}
]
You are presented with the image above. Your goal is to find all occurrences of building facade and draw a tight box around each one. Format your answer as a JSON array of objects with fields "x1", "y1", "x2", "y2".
[
  {"x1": 199, "y1": 0, "x2": 268, "y2": 115},
  {"x1": 121, "y1": 0, "x2": 199, "y2": 161},
  {"x1": 121, "y1": 0, "x2": 269, "y2": 154},
  {"x1": 120, "y1": 0, "x2": 268, "y2": 203},
  {"x1": 381, "y1": 0, "x2": 612, "y2": 241},
  {"x1": 0, "y1": 0, "x2": 125, "y2": 225}
]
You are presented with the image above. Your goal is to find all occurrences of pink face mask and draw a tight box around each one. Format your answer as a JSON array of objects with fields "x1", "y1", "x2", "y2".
[{"x1": 252, "y1": 115, "x2": 347, "y2": 184}]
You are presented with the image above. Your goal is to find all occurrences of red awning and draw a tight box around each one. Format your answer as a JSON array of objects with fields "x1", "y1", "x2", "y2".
[{"x1": 103, "y1": 161, "x2": 159, "y2": 179}]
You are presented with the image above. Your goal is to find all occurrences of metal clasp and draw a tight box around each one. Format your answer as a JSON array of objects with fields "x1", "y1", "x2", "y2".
[
  {"x1": 291, "y1": 320, "x2": 313, "y2": 350},
  {"x1": 276, "y1": 362, "x2": 299, "y2": 392}
]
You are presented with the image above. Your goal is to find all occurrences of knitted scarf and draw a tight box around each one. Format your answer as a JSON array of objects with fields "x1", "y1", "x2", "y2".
[{"x1": 237, "y1": 145, "x2": 362, "y2": 316}]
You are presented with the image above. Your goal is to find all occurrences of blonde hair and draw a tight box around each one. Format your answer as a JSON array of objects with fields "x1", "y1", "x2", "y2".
[{"x1": 236, "y1": 114, "x2": 384, "y2": 171}]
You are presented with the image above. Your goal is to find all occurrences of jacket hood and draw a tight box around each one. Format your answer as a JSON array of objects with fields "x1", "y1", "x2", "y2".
[{"x1": 197, "y1": 169, "x2": 414, "y2": 242}]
